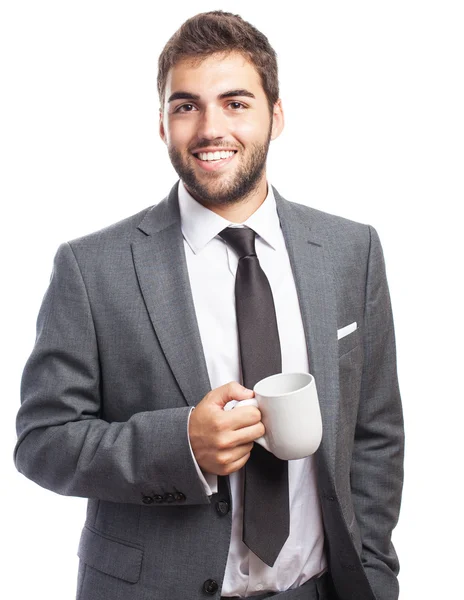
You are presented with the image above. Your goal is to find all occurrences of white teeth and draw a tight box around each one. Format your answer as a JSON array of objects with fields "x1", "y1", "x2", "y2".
[{"x1": 197, "y1": 150, "x2": 235, "y2": 161}]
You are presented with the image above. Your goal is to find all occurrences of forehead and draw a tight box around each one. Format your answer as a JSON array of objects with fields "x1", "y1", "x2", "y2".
[{"x1": 165, "y1": 51, "x2": 264, "y2": 97}]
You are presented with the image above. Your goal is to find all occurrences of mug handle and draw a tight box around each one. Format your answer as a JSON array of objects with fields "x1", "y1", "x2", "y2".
[{"x1": 228, "y1": 398, "x2": 270, "y2": 452}]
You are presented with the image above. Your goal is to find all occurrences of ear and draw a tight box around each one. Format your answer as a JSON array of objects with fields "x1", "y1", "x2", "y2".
[
  {"x1": 270, "y1": 99, "x2": 284, "y2": 141},
  {"x1": 159, "y1": 109, "x2": 167, "y2": 144}
]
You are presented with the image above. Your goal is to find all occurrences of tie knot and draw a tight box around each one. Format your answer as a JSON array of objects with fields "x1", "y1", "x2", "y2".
[{"x1": 219, "y1": 227, "x2": 256, "y2": 259}]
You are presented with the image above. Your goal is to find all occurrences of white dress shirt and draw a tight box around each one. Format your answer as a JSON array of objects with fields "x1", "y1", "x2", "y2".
[{"x1": 178, "y1": 181, "x2": 327, "y2": 597}]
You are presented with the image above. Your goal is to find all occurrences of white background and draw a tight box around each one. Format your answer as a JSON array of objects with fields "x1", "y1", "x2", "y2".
[{"x1": 1, "y1": 1, "x2": 463, "y2": 598}]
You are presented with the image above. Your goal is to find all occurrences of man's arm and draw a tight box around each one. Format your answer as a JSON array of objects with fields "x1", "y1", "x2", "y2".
[
  {"x1": 14, "y1": 243, "x2": 260, "y2": 505},
  {"x1": 351, "y1": 226, "x2": 404, "y2": 600}
]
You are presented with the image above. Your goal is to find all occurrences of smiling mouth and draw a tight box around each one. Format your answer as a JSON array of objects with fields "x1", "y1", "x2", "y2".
[
  {"x1": 193, "y1": 150, "x2": 237, "y2": 162},
  {"x1": 191, "y1": 150, "x2": 238, "y2": 172}
]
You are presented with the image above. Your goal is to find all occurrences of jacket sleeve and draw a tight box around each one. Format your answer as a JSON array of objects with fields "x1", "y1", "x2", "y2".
[
  {"x1": 351, "y1": 226, "x2": 405, "y2": 600},
  {"x1": 14, "y1": 242, "x2": 211, "y2": 506}
]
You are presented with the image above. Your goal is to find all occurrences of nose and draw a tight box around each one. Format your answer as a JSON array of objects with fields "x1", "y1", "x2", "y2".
[{"x1": 197, "y1": 105, "x2": 228, "y2": 140}]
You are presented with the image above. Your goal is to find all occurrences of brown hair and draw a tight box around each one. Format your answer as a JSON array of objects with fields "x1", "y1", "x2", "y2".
[{"x1": 157, "y1": 11, "x2": 279, "y2": 113}]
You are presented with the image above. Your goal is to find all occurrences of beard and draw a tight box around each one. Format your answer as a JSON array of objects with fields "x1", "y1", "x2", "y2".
[{"x1": 167, "y1": 130, "x2": 272, "y2": 208}]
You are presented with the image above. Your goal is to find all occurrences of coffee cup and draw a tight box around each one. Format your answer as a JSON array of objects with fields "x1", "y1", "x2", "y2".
[{"x1": 227, "y1": 372, "x2": 322, "y2": 460}]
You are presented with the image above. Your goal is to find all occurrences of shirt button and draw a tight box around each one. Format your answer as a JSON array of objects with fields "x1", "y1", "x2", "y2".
[
  {"x1": 164, "y1": 493, "x2": 175, "y2": 503},
  {"x1": 175, "y1": 492, "x2": 186, "y2": 502},
  {"x1": 141, "y1": 495, "x2": 154, "y2": 505},
  {"x1": 255, "y1": 584, "x2": 264, "y2": 591},
  {"x1": 215, "y1": 500, "x2": 230, "y2": 516}
]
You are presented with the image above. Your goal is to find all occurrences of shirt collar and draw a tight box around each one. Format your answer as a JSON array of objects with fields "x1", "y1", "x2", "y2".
[{"x1": 178, "y1": 180, "x2": 281, "y2": 255}]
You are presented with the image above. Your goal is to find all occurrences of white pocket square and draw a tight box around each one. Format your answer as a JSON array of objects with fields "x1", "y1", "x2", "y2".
[{"x1": 337, "y1": 322, "x2": 357, "y2": 340}]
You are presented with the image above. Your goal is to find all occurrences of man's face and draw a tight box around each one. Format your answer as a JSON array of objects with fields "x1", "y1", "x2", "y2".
[{"x1": 160, "y1": 51, "x2": 283, "y2": 208}]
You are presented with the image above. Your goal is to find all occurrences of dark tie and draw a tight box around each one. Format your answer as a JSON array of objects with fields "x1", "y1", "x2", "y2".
[{"x1": 219, "y1": 226, "x2": 289, "y2": 567}]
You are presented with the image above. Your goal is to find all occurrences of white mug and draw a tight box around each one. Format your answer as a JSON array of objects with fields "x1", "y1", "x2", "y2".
[{"x1": 228, "y1": 372, "x2": 323, "y2": 460}]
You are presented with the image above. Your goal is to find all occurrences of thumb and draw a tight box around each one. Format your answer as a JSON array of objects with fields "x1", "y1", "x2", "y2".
[{"x1": 212, "y1": 381, "x2": 254, "y2": 409}]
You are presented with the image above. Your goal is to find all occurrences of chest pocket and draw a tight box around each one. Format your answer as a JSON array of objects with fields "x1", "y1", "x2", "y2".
[{"x1": 338, "y1": 327, "x2": 360, "y2": 358}]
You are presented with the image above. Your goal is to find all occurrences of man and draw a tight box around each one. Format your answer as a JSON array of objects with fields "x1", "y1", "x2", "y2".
[{"x1": 15, "y1": 11, "x2": 404, "y2": 600}]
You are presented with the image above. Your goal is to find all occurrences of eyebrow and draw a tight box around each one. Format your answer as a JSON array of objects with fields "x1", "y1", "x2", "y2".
[
  {"x1": 167, "y1": 89, "x2": 256, "y2": 103},
  {"x1": 167, "y1": 91, "x2": 201, "y2": 103},
  {"x1": 219, "y1": 89, "x2": 255, "y2": 100}
]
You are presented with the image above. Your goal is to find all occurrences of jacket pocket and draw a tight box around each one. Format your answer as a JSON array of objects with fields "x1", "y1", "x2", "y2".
[
  {"x1": 77, "y1": 525, "x2": 143, "y2": 583},
  {"x1": 338, "y1": 327, "x2": 360, "y2": 357}
]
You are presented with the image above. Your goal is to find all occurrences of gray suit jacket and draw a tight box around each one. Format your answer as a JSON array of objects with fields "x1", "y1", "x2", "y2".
[{"x1": 15, "y1": 183, "x2": 404, "y2": 600}]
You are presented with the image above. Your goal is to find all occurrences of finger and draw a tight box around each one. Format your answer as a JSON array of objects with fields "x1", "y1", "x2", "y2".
[
  {"x1": 224, "y1": 406, "x2": 262, "y2": 430},
  {"x1": 216, "y1": 442, "x2": 253, "y2": 467},
  {"x1": 229, "y1": 422, "x2": 266, "y2": 445},
  {"x1": 227, "y1": 441, "x2": 254, "y2": 461},
  {"x1": 211, "y1": 382, "x2": 254, "y2": 408},
  {"x1": 220, "y1": 450, "x2": 253, "y2": 475}
]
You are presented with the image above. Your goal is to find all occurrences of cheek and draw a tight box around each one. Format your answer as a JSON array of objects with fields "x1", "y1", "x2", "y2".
[
  {"x1": 232, "y1": 115, "x2": 271, "y2": 141},
  {"x1": 165, "y1": 119, "x2": 194, "y2": 148}
]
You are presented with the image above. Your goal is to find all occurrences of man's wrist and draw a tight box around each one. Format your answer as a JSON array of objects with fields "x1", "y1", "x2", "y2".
[{"x1": 187, "y1": 407, "x2": 218, "y2": 495}]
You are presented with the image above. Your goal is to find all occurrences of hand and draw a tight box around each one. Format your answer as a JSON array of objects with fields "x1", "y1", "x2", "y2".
[{"x1": 189, "y1": 382, "x2": 265, "y2": 476}]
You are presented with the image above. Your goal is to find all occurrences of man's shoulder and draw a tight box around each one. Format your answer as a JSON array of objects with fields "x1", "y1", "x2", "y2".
[
  {"x1": 67, "y1": 206, "x2": 151, "y2": 250},
  {"x1": 276, "y1": 192, "x2": 372, "y2": 244},
  {"x1": 55, "y1": 191, "x2": 179, "y2": 276},
  {"x1": 66, "y1": 192, "x2": 176, "y2": 253}
]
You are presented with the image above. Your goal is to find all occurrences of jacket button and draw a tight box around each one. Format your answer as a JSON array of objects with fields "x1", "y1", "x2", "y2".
[
  {"x1": 154, "y1": 495, "x2": 164, "y2": 503},
  {"x1": 174, "y1": 492, "x2": 186, "y2": 502},
  {"x1": 216, "y1": 500, "x2": 230, "y2": 516},
  {"x1": 164, "y1": 493, "x2": 175, "y2": 503},
  {"x1": 203, "y1": 579, "x2": 218, "y2": 594},
  {"x1": 142, "y1": 495, "x2": 154, "y2": 505}
]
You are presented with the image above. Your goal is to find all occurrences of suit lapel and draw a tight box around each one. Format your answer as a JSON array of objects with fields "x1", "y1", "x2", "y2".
[
  {"x1": 131, "y1": 184, "x2": 211, "y2": 408},
  {"x1": 131, "y1": 183, "x2": 340, "y2": 478},
  {"x1": 275, "y1": 190, "x2": 339, "y2": 483}
]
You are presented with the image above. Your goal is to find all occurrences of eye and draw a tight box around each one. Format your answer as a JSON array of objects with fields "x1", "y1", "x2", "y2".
[
  {"x1": 175, "y1": 103, "x2": 197, "y2": 113},
  {"x1": 228, "y1": 101, "x2": 246, "y2": 110}
]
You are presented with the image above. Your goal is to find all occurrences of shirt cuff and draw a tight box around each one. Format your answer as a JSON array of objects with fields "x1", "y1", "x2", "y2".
[{"x1": 187, "y1": 407, "x2": 218, "y2": 495}]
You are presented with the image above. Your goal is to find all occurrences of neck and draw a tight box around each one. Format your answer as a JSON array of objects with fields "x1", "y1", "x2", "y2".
[{"x1": 191, "y1": 176, "x2": 268, "y2": 223}]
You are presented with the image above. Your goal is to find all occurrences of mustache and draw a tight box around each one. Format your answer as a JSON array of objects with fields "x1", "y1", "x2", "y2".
[{"x1": 189, "y1": 140, "x2": 241, "y2": 152}]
